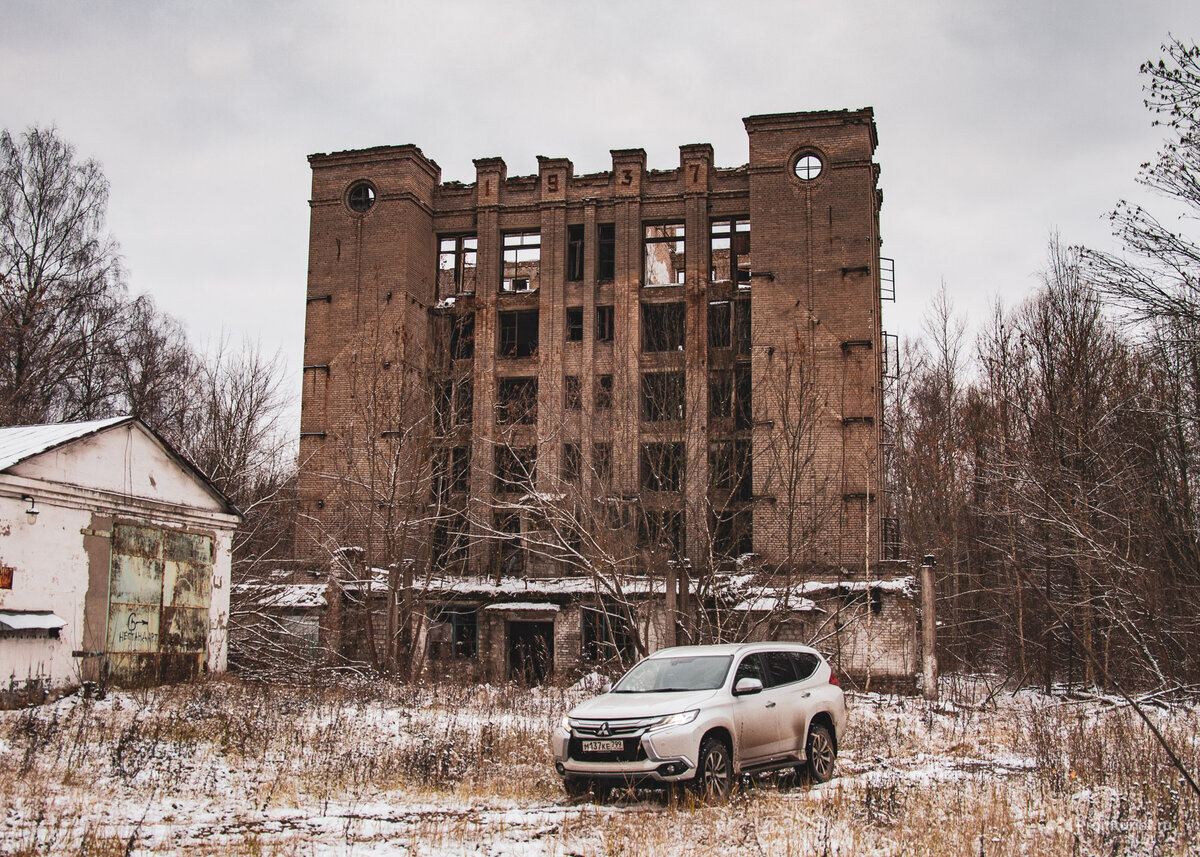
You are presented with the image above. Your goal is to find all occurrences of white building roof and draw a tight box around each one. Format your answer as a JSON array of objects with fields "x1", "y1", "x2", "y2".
[{"x1": 0, "y1": 416, "x2": 129, "y2": 471}]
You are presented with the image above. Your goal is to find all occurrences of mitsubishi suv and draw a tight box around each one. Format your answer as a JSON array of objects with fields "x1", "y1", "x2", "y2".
[{"x1": 552, "y1": 642, "x2": 846, "y2": 801}]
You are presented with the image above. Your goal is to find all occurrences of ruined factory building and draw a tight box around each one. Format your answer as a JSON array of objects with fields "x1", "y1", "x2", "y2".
[
  {"x1": 0, "y1": 417, "x2": 241, "y2": 701},
  {"x1": 290, "y1": 109, "x2": 918, "y2": 689}
]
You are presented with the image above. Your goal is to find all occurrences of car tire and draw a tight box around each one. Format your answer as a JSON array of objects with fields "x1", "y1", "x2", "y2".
[
  {"x1": 562, "y1": 776, "x2": 589, "y2": 799},
  {"x1": 804, "y1": 723, "x2": 836, "y2": 784},
  {"x1": 693, "y1": 736, "x2": 734, "y2": 803}
]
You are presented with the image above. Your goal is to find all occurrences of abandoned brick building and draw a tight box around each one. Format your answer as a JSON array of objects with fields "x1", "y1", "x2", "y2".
[{"x1": 292, "y1": 109, "x2": 916, "y2": 688}]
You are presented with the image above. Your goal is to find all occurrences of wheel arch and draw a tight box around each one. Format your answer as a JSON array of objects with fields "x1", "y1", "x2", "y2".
[{"x1": 808, "y1": 710, "x2": 837, "y2": 753}]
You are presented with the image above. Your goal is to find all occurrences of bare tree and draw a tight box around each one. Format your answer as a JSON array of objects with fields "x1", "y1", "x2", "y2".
[{"x1": 0, "y1": 126, "x2": 124, "y2": 424}]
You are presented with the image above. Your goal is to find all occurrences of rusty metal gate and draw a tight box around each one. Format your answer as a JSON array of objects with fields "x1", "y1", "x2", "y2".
[{"x1": 105, "y1": 523, "x2": 214, "y2": 685}]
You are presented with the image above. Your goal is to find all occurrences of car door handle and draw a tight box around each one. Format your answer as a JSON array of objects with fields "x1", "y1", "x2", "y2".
[
  {"x1": 765, "y1": 701, "x2": 776, "y2": 708},
  {"x1": 801, "y1": 692, "x2": 811, "y2": 698}
]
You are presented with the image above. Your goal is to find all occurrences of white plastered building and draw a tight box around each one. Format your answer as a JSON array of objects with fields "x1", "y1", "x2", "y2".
[{"x1": 0, "y1": 417, "x2": 241, "y2": 694}]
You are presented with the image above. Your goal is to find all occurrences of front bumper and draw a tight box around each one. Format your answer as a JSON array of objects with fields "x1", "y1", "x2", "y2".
[{"x1": 552, "y1": 726, "x2": 698, "y2": 782}]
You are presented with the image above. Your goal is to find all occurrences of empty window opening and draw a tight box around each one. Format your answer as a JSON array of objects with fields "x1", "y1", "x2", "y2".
[
  {"x1": 581, "y1": 606, "x2": 636, "y2": 664},
  {"x1": 593, "y1": 443, "x2": 612, "y2": 484},
  {"x1": 495, "y1": 446, "x2": 536, "y2": 494},
  {"x1": 450, "y1": 313, "x2": 475, "y2": 360},
  {"x1": 497, "y1": 377, "x2": 538, "y2": 424},
  {"x1": 433, "y1": 446, "x2": 470, "y2": 502},
  {"x1": 438, "y1": 235, "x2": 478, "y2": 297},
  {"x1": 734, "y1": 299, "x2": 751, "y2": 355},
  {"x1": 598, "y1": 223, "x2": 616, "y2": 282},
  {"x1": 495, "y1": 511, "x2": 526, "y2": 575},
  {"x1": 596, "y1": 305, "x2": 614, "y2": 342},
  {"x1": 564, "y1": 375, "x2": 582, "y2": 410},
  {"x1": 502, "y1": 231, "x2": 541, "y2": 292},
  {"x1": 644, "y1": 223, "x2": 685, "y2": 286},
  {"x1": 842, "y1": 587, "x2": 883, "y2": 615},
  {"x1": 428, "y1": 604, "x2": 477, "y2": 658},
  {"x1": 435, "y1": 379, "x2": 473, "y2": 433},
  {"x1": 430, "y1": 515, "x2": 470, "y2": 571},
  {"x1": 709, "y1": 370, "x2": 733, "y2": 419},
  {"x1": 566, "y1": 307, "x2": 584, "y2": 342},
  {"x1": 713, "y1": 508, "x2": 753, "y2": 559},
  {"x1": 499, "y1": 309, "x2": 539, "y2": 358},
  {"x1": 642, "y1": 302, "x2": 686, "y2": 352},
  {"x1": 595, "y1": 375, "x2": 613, "y2": 409},
  {"x1": 708, "y1": 301, "x2": 731, "y2": 349},
  {"x1": 567, "y1": 224, "x2": 585, "y2": 282},
  {"x1": 562, "y1": 443, "x2": 581, "y2": 482},
  {"x1": 639, "y1": 508, "x2": 684, "y2": 551},
  {"x1": 710, "y1": 219, "x2": 751, "y2": 285},
  {"x1": 735, "y1": 364, "x2": 752, "y2": 429},
  {"x1": 710, "y1": 440, "x2": 752, "y2": 500},
  {"x1": 641, "y1": 371, "x2": 685, "y2": 422},
  {"x1": 641, "y1": 442, "x2": 684, "y2": 492}
]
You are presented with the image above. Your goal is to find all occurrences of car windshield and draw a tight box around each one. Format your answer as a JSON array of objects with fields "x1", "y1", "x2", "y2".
[{"x1": 612, "y1": 655, "x2": 733, "y2": 693}]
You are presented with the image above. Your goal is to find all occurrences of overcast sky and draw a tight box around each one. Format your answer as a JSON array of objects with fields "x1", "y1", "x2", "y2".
[{"x1": 3, "y1": 0, "x2": 1200, "y2": 429}]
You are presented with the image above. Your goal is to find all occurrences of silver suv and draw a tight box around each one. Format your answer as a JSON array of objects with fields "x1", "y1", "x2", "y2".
[{"x1": 552, "y1": 642, "x2": 846, "y2": 801}]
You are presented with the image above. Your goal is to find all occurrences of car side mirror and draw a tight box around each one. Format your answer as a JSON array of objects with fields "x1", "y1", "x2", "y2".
[
  {"x1": 734, "y1": 677, "x2": 763, "y2": 696},
  {"x1": 602, "y1": 680, "x2": 613, "y2": 693}
]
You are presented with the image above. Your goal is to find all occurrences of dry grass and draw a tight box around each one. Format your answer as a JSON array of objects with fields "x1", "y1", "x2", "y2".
[{"x1": 1, "y1": 676, "x2": 1196, "y2": 855}]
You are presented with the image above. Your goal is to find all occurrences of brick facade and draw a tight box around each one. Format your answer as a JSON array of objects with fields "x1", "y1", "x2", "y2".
[{"x1": 294, "y1": 110, "x2": 916, "y2": 688}]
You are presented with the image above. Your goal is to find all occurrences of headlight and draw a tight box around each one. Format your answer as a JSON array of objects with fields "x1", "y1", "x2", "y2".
[
  {"x1": 650, "y1": 709, "x2": 699, "y2": 730},
  {"x1": 560, "y1": 715, "x2": 572, "y2": 730}
]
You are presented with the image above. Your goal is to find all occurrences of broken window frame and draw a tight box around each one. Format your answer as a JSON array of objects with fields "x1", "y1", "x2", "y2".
[
  {"x1": 593, "y1": 443, "x2": 613, "y2": 484},
  {"x1": 450, "y1": 313, "x2": 475, "y2": 360},
  {"x1": 595, "y1": 375, "x2": 613, "y2": 409},
  {"x1": 596, "y1": 305, "x2": 614, "y2": 343},
  {"x1": 430, "y1": 512, "x2": 471, "y2": 571},
  {"x1": 709, "y1": 440, "x2": 752, "y2": 501},
  {"x1": 433, "y1": 445, "x2": 471, "y2": 502},
  {"x1": 710, "y1": 218, "x2": 751, "y2": 286},
  {"x1": 709, "y1": 370, "x2": 733, "y2": 419},
  {"x1": 640, "y1": 442, "x2": 684, "y2": 492},
  {"x1": 707, "y1": 301, "x2": 731, "y2": 349},
  {"x1": 581, "y1": 604, "x2": 637, "y2": 664},
  {"x1": 733, "y1": 299, "x2": 751, "y2": 355},
  {"x1": 495, "y1": 446, "x2": 536, "y2": 495},
  {"x1": 498, "y1": 309, "x2": 539, "y2": 358},
  {"x1": 638, "y1": 508, "x2": 685, "y2": 552},
  {"x1": 564, "y1": 375, "x2": 582, "y2": 410},
  {"x1": 597, "y1": 223, "x2": 616, "y2": 282},
  {"x1": 428, "y1": 603, "x2": 478, "y2": 658},
  {"x1": 502, "y1": 231, "x2": 541, "y2": 292},
  {"x1": 495, "y1": 510, "x2": 526, "y2": 575},
  {"x1": 641, "y1": 371, "x2": 685, "y2": 423},
  {"x1": 642, "y1": 301, "x2": 686, "y2": 352},
  {"x1": 643, "y1": 222, "x2": 686, "y2": 287},
  {"x1": 566, "y1": 307, "x2": 584, "y2": 342},
  {"x1": 438, "y1": 235, "x2": 478, "y2": 297},
  {"x1": 712, "y1": 507, "x2": 754, "y2": 560},
  {"x1": 566, "y1": 224, "x2": 585, "y2": 282},
  {"x1": 435, "y1": 378, "x2": 473, "y2": 434},
  {"x1": 562, "y1": 442, "x2": 581, "y2": 483},
  {"x1": 496, "y1": 377, "x2": 538, "y2": 425}
]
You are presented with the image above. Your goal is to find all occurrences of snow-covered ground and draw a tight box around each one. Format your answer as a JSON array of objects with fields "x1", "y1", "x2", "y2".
[{"x1": 1, "y1": 677, "x2": 1196, "y2": 855}]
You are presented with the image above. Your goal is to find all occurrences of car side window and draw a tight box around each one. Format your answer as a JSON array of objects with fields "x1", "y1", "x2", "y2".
[
  {"x1": 789, "y1": 652, "x2": 820, "y2": 681},
  {"x1": 734, "y1": 654, "x2": 765, "y2": 685},
  {"x1": 761, "y1": 651, "x2": 799, "y2": 687}
]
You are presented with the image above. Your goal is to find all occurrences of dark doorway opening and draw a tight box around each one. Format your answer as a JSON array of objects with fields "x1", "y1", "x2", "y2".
[{"x1": 508, "y1": 621, "x2": 554, "y2": 684}]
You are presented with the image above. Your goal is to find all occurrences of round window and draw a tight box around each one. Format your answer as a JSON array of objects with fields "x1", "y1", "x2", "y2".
[
  {"x1": 347, "y1": 181, "x2": 376, "y2": 213},
  {"x1": 794, "y1": 154, "x2": 823, "y2": 181}
]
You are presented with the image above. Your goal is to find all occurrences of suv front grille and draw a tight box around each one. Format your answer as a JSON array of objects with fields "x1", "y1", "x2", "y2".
[
  {"x1": 568, "y1": 735, "x2": 647, "y2": 763},
  {"x1": 569, "y1": 716, "x2": 660, "y2": 738}
]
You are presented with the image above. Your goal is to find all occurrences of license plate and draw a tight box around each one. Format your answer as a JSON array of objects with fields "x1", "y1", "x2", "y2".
[{"x1": 582, "y1": 739, "x2": 624, "y2": 753}]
